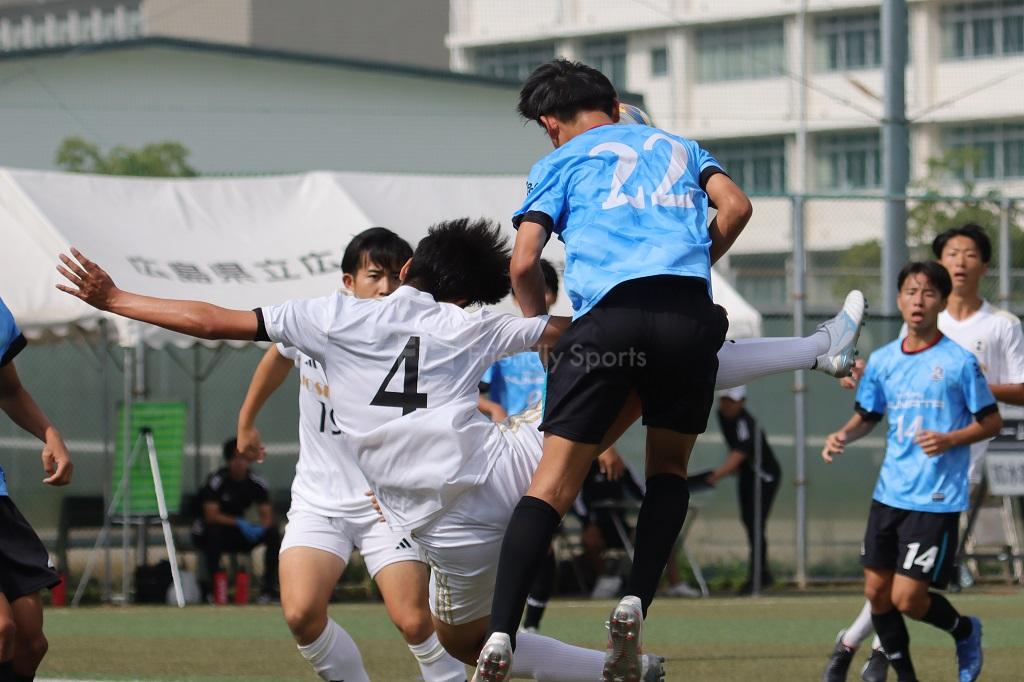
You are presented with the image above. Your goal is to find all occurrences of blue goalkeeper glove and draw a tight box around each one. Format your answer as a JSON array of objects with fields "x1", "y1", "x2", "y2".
[{"x1": 236, "y1": 519, "x2": 265, "y2": 543}]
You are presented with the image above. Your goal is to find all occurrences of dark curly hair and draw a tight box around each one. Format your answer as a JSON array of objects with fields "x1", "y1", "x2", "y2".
[{"x1": 404, "y1": 218, "x2": 511, "y2": 306}]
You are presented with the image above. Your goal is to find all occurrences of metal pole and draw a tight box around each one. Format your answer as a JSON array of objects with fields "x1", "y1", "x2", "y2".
[
  {"x1": 882, "y1": 0, "x2": 909, "y2": 315},
  {"x1": 792, "y1": 194, "x2": 808, "y2": 588},
  {"x1": 100, "y1": 321, "x2": 112, "y2": 601},
  {"x1": 752, "y1": 419, "x2": 764, "y2": 597},
  {"x1": 121, "y1": 345, "x2": 132, "y2": 605},
  {"x1": 144, "y1": 429, "x2": 185, "y2": 607},
  {"x1": 1000, "y1": 198, "x2": 1011, "y2": 310},
  {"x1": 193, "y1": 345, "x2": 202, "y2": 493}
]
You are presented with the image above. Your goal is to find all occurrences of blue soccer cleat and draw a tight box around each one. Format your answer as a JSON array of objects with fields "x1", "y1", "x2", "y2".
[{"x1": 955, "y1": 616, "x2": 983, "y2": 682}]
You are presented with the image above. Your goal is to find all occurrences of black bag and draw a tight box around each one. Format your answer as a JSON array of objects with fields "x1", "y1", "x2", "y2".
[{"x1": 134, "y1": 560, "x2": 173, "y2": 604}]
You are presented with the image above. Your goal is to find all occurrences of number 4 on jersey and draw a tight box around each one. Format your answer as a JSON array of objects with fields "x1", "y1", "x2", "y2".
[{"x1": 371, "y1": 336, "x2": 428, "y2": 415}]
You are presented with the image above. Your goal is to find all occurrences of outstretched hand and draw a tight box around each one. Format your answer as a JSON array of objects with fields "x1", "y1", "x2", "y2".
[{"x1": 56, "y1": 248, "x2": 119, "y2": 310}]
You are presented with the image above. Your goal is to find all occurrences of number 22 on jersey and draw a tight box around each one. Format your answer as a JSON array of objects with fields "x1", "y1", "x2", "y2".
[{"x1": 589, "y1": 133, "x2": 694, "y2": 211}]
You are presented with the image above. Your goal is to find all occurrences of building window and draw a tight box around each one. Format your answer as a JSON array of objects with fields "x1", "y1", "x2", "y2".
[
  {"x1": 944, "y1": 122, "x2": 1024, "y2": 180},
  {"x1": 707, "y1": 137, "x2": 787, "y2": 195},
  {"x1": 696, "y1": 21, "x2": 785, "y2": 82},
  {"x1": 583, "y1": 36, "x2": 628, "y2": 88},
  {"x1": 650, "y1": 46, "x2": 668, "y2": 76},
  {"x1": 815, "y1": 131, "x2": 882, "y2": 190},
  {"x1": 816, "y1": 12, "x2": 882, "y2": 71},
  {"x1": 942, "y1": 1, "x2": 1024, "y2": 59},
  {"x1": 472, "y1": 42, "x2": 557, "y2": 82}
]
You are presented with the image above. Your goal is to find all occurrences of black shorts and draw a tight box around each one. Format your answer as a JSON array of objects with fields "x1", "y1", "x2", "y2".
[
  {"x1": 860, "y1": 500, "x2": 959, "y2": 589},
  {"x1": 542, "y1": 275, "x2": 729, "y2": 443},
  {"x1": 0, "y1": 496, "x2": 60, "y2": 601}
]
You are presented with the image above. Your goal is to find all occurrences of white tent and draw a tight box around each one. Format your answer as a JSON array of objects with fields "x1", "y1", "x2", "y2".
[{"x1": 1, "y1": 167, "x2": 761, "y2": 342}]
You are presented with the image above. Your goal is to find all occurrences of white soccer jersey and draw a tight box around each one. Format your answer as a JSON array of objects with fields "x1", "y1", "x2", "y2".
[
  {"x1": 261, "y1": 286, "x2": 549, "y2": 531},
  {"x1": 276, "y1": 343, "x2": 377, "y2": 519}
]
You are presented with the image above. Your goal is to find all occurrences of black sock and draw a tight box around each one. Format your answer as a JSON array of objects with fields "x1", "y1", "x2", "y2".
[
  {"x1": 0, "y1": 661, "x2": 12, "y2": 682},
  {"x1": 921, "y1": 592, "x2": 972, "y2": 641},
  {"x1": 487, "y1": 496, "x2": 562, "y2": 650},
  {"x1": 522, "y1": 549, "x2": 556, "y2": 630},
  {"x1": 625, "y1": 473, "x2": 689, "y2": 617},
  {"x1": 13, "y1": 674, "x2": 33, "y2": 682},
  {"x1": 872, "y1": 609, "x2": 917, "y2": 681}
]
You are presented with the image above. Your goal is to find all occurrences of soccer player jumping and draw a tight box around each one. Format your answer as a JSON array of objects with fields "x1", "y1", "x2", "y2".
[
  {"x1": 821, "y1": 261, "x2": 999, "y2": 682},
  {"x1": 481, "y1": 59, "x2": 751, "y2": 681}
]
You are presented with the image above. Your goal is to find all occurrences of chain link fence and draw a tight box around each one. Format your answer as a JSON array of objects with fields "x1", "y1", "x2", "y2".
[{"x1": 3, "y1": 193, "x2": 1021, "y2": 588}]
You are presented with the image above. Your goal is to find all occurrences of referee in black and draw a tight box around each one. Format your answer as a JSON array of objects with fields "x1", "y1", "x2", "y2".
[{"x1": 708, "y1": 386, "x2": 781, "y2": 593}]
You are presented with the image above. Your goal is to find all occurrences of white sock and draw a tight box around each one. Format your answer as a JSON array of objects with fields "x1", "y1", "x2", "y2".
[
  {"x1": 297, "y1": 618, "x2": 371, "y2": 682},
  {"x1": 408, "y1": 631, "x2": 467, "y2": 682},
  {"x1": 841, "y1": 600, "x2": 875, "y2": 649},
  {"x1": 715, "y1": 332, "x2": 829, "y2": 389},
  {"x1": 871, "y1": 634, "x2": 883, "y2": 651},
  {"x1": 510, "y1": 631, "x2": 604, "y2": 681}
]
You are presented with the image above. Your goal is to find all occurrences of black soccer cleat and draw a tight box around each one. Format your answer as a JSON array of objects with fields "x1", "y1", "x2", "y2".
[
  {"x1": 822, "y1": 630, "x2": 855, "y2": 682},
  {"x1": 861, "y1": 647, "x2": 889, "y2": 682}
]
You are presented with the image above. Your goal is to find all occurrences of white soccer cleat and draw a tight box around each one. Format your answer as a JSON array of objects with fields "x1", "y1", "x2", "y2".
[
  {"x1": 814, "y1": 290, "x2": 867, "y2": 378},
  {"x1": 602, "y1": 595, "x2": 644, "y2": 682},
  {"x1": 473, "y1": 632, "x2": 512, "y2": 682}
]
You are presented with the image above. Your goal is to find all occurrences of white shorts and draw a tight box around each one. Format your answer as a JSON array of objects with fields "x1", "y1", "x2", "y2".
[
  {"x1": 414, "y1": 405, "x2": 543, "y2": 625},
  {"x1": 281, "y1": 507, "x2": 423, "y2": 578}
]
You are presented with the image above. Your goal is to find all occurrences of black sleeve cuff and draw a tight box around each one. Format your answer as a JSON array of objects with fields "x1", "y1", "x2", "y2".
[
  {"x1": 478, "y1": 381, "x2": 491, "y2": 392},
  {"x1": 252, "y1": 309, "x2": 270, "y2": 343},
  {"x1": 0, "y1": 333, "x2": 26, "y2": 367},
  {"x1": 855, "y1": 402, "x2": 884, "y2": 423},
  {"x1": 699, "y1": 166, "x2": 727, "y2": 191},
  {"x1": 974, "y1": 403, "x2": 999, "y2": 421},
  {"x1": 512, "y1": 210, "x2": 554, "y2": 237}
]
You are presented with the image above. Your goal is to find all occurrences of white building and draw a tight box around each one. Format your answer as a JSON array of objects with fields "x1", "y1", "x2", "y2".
[
  {"x1": 448, "y1": 1, "x2": 1024, "y2": 194},
  {"x1": 448, "y1": 0, "x2": 1024, "y2": 308}
]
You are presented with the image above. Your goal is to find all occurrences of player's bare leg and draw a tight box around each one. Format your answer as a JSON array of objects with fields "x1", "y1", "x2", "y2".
[
  {"x1": 375, "y1": 560, "x2": 466, "y2": 681},
  {"x1": 0, "y1": 593, "x2": 15, "y2": 678},
  {"x1": 279, "y1": 547, "x2": 370, "y2": 682},
  {"x1": 10, "y1": 593, "x2": 47, "y2": 678}
]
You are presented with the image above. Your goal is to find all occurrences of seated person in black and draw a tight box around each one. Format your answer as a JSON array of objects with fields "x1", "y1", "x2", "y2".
[
  {"x1": 708, "y1": 386, "x2": 781, "y2": 593},
  {"x1": 192, "y1": 438, "x2": 280, "y2": 601},
  {"x1": 571, "y1": 446, "x2": 645, "y2": 592}
]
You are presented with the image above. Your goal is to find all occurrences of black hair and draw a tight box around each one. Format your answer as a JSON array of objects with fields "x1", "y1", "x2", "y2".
[
  {"x1": 931, "y1": 223, "x2": 992, "y2": 264},
  {"x1": 897, "y1": 261, "x2": 952, "y2": 299},
  {"x1": 341, "y1": 227, "x2": 413, "y2": 275},
  {"x1": 518, "y1": 58, "x2": 618, "y2": 125},
  {"x1": 222, "y1": 437, "x2": 239, "y2": 462},
  {"x1": 539, "y1": 258, "x2": 559, "y2": 296},
  {"x1": 404, "y1": 218, "x2": 511, "y2": 306}
]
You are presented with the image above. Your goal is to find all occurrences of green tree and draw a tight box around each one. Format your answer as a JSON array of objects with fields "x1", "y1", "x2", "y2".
[
  {"x1": 55, "y1": 137, "x2": 198, "y2": 177},
  {"x1": 833, "y1": 148, "x2": 1022, "y2": 306}
]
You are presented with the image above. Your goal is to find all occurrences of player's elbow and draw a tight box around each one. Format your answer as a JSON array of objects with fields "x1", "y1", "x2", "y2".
[{"x1": 509, "y1": 250, "x2": 538, "y2": 284}]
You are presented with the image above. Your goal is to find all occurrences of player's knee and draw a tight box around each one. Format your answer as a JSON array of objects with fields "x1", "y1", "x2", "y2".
[
  {"x1": 282, "y1": 602, "x2": 327, "y2": 644},
  {"x1": 21, "y1": 631, "x2": 48, "y2": 666},
  {"x1": 393, "y1": 611, "x2": 434, "y2": 645},
  {"x1": 0, "y1": 618, "x2": 16, "y2": 657},
  {"x1": 863, "y1": 582, "x2": 889, "y2": 608},
  {"x1": 892, "y1": 590, "x2": 927, "y2": 618}
]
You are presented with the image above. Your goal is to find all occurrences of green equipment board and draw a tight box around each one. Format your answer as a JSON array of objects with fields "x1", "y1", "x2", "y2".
[{"x1": 113, "y1": 401, "x2": 186, "y2": 516}]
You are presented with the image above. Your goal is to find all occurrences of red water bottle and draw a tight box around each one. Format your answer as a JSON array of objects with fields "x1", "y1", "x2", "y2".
[
  {"x1": 50, "y1": 573, "x2": 66, "y2": 607},
  {"x1": 213, "y1": 570, "x2": 228, "y2": 605},
  {"x1": 233, "y1": 570, "x2": 249, "y2": 605}
]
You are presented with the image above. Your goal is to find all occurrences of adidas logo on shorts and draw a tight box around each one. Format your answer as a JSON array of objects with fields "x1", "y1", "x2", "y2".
[{"x1": 395, "y1": 537, "x2": 413, "y2": 550}]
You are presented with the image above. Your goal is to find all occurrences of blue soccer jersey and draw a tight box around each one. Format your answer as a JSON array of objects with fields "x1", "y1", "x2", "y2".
[
  {"x1": 0, "y1": 297, "x2": 26, "y2": 496},
  {"x1": 855, "y1": 335, "x2": 997, "y2": 513},
  {"x1": 482, "y1": 351, "x2": 546, "y2": 416},
  {"x1": 513, "y1": 123, "x2": 724, "y2": 318}
]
